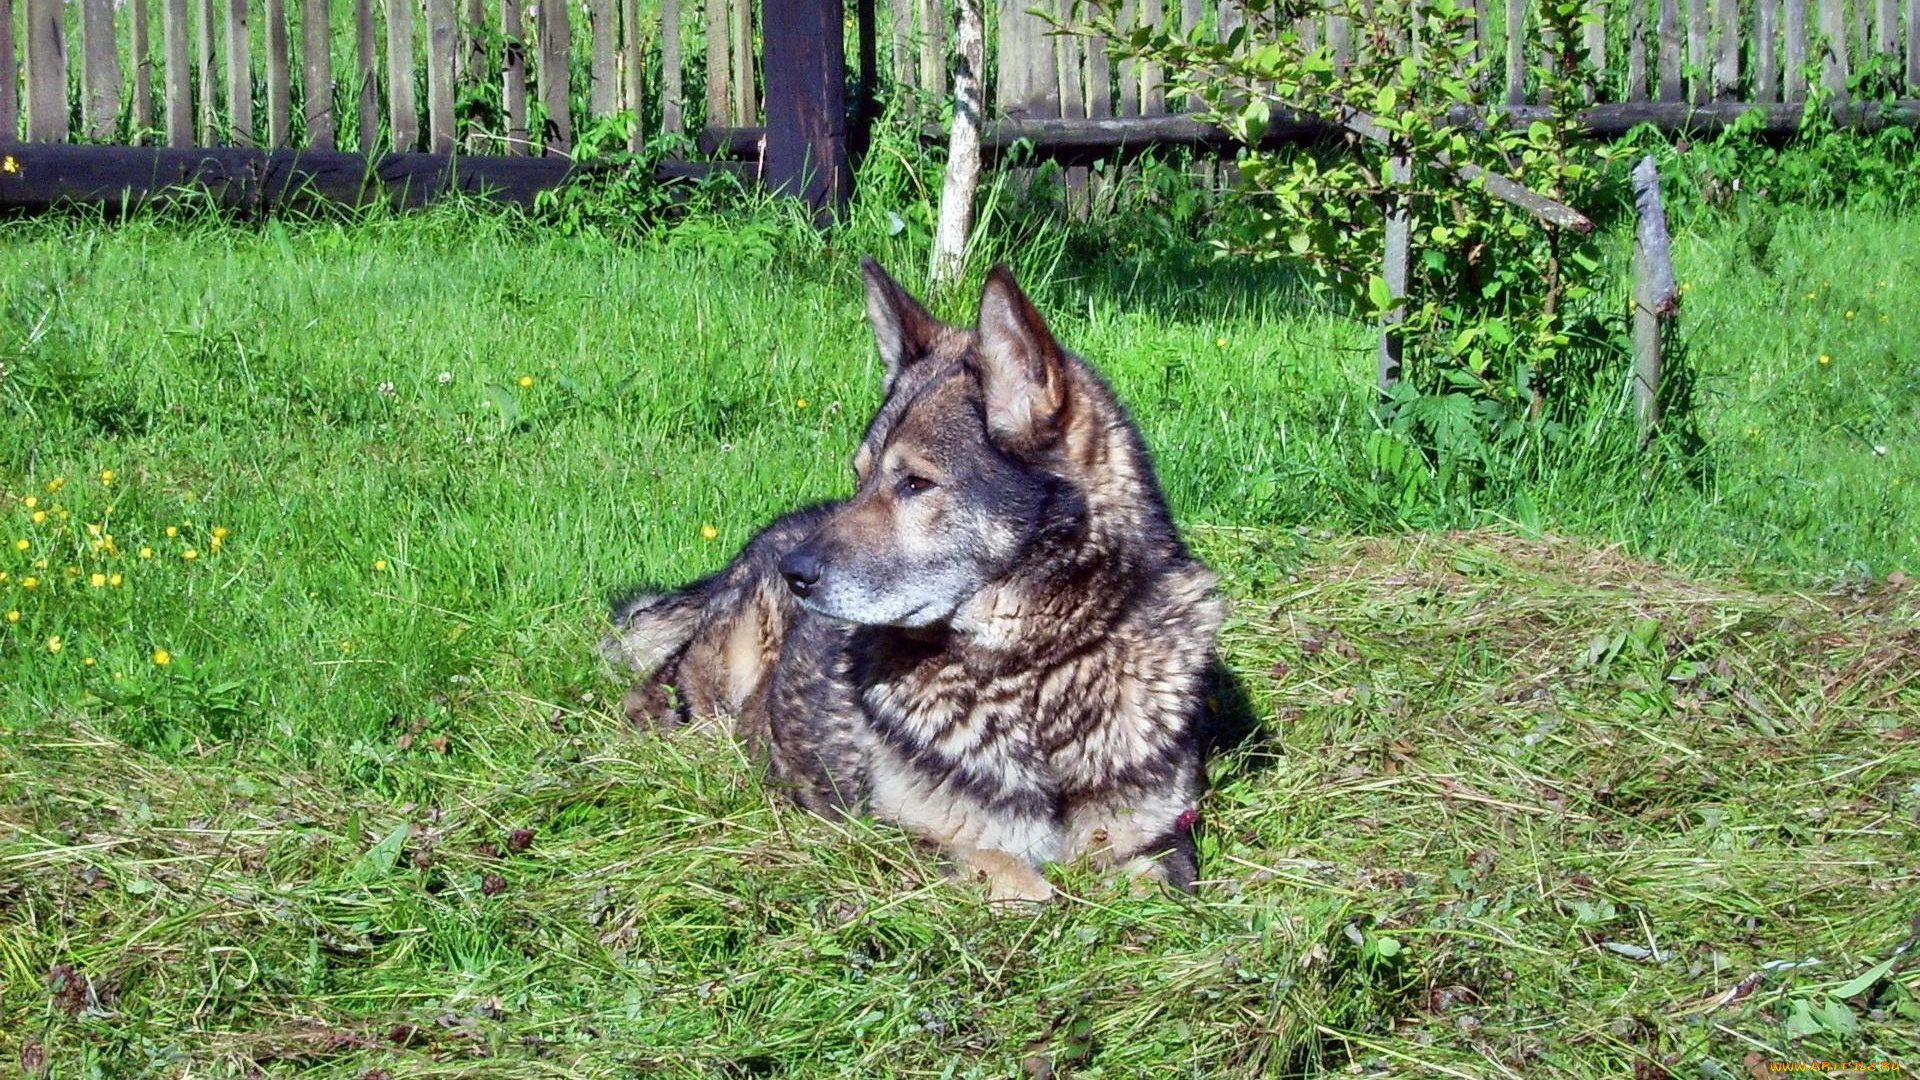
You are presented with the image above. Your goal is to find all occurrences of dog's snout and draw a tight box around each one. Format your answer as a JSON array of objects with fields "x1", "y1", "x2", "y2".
[{"x1": 779, "y1": 547, "x2": 824, "y2": 598}]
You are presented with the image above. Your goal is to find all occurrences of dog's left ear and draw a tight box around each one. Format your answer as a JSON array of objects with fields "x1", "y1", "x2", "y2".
[
  {"x1": 975, "y1": 265, "x2": 1069, "y2": 455},
  {"x1": 861, "y1": 256, "x2": 942, "y2": 390}
]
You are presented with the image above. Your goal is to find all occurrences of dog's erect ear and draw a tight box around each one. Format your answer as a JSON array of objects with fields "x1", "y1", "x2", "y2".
[
  {"x1": 974, "y1": 264, "x2": 1068, "y2": 454},
  {"x1": 861, "y1": 256, "x2": 941, "y2": 388}
]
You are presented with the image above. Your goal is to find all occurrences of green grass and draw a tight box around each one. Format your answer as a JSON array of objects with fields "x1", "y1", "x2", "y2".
[{"x1": 1, "y1": 198, "x2": 1916, "y2": 1077}]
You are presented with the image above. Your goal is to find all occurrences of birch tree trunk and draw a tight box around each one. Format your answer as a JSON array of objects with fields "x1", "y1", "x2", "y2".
[{"x1": 930, "y1": 0, "x2": 982, "y2": 286}]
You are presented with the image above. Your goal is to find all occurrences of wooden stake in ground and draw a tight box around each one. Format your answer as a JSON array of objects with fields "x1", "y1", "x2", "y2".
[
  {"x1": 930, "y1": 0, "x2": 984, "y2": 286},
  {"x1": 1630, "y1": 154, "x2": 1678, "y2": 446}
]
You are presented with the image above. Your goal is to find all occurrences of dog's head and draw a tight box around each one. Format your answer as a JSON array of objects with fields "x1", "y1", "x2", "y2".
[{"x1": 776, "y1": 258, "x2": 1126, "y2": 629}]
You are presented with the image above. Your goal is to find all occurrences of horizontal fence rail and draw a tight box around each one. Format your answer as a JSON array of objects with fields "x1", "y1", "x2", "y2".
[{"x1": 3, "y1": 0, "x2": 1919, "y2": 207}]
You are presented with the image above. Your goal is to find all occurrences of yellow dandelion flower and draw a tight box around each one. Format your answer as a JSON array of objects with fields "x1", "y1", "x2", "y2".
[
  {"x1": 152, "y1": 648, "x2": 171, "y2": 666},
  {"x1": 140, "y1": 547, "x2": 153, "y2": 559},
  {"x1": 209, "y1": 537, "x2": 222, "y2": 552},
  {"x1": 1806, "y1": 291, "x2": 1817, "y2": 300},
  {"x1": 0, "y1": 571, "x2": 6, "y2": 582},
  {"x1": 46, "y1": 636, "x2": 62, "y2": 653},
  {"x1": 1215, "y1": 336, "x2": 1228, "y2": 348},
  {"x1": 1819, "y1": 354, "x2": 1832, "y2": 366},
  {"x1": 373, "y1": 559, "x2": 388, "y2": 572},
  {"x1": 182, "y1": 548, "x2": 199, "y2": 560},
  {"x1": 87, "y1": 523, "x2": 102, "y2": 537},
  {"x1": 89, "y1": 573, "x2": 106, "y2": 588},
  {"x1": 340, "y1": 640, "x2": 353, "y2": 654},
  {"x1": 44, "y1": 478, "x2": 64, "y2": 494},
  {"x1": 166, "y1": 526, "x2": 178, "y2": 538},
  {"x1": 84, "y1": 656, "x2": 96, "y2": 667},
  {"x1": 13, "y1": 539, "x2": 27, "y2": 551},
  {"x1": 20, "y1": 576, "x2": 38, "y2": 590},
  {"x1": 213, "y1": 526, "x2": 229, "y2": 540},
  {"x1": 701, "y1": 523, "x2": 719, "y2": 541},
  {"x1": 22, "y1": 496, "x2": 36, "y2": 509},
  {"x1": 64, "y1": 565, "x2": 79, "y2": 577},
  {"x1": 1, "y1": 155, "x2": 16, "y2": 173},
  {"x1": 796, "y1": 397, "x2": 810, "y2": 409},
  {"x1": 99, "y1": 469, "x2": 114, "y2": 485},
  {"x1": 32, "y1": 558, "x2": 46, "y2": 569},
  {"x1": 109, "y1": 574, "x2": 123, "y2": 587},
  {"x1": 5, "y1": 610, "x2": 18, "y2": 623},
  {"x1": 1680, "y1": 281, "x2": 1692, "y2": 292},
  {"x1": 1845, "y1": 310, "x2": 1855, "y2": 319},
  {"x1": 31, "y1": 511, "x2": 45, "y2": 524},
  {"x1": 518, "y1": 375, "x2": 534, "y2": 388}
]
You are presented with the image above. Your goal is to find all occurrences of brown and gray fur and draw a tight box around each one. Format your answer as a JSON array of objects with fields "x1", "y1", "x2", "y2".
[{"x1": 603, "y1": 259, "x2": 1224, "y2": 902}]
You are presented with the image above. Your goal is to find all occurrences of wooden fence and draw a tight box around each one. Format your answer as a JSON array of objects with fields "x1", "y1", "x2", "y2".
[{"x1": 2, "y1": 0, "x2": 1918, "y2": 212}]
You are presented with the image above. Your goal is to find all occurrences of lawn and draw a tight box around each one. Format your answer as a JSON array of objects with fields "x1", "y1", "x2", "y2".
[{"x1": 1, "y1": 196, "x2": 1915, "y2": 1077}]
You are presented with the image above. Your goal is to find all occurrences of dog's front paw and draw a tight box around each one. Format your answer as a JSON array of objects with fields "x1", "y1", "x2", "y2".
[{"x1": 956, "y1": 847, "x2": 1054, "y2": 904}]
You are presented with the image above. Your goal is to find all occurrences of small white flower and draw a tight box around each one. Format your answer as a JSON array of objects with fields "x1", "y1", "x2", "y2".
[
  {"x1": 1873, "y1": 445, "x2": 1888, "y2": 457},
  {"x1": 377, "y1": 381, "x2": 396, "y2": 396},
  {"x1": 437, "y1": 371, "x2": 453, "y2": 385}
]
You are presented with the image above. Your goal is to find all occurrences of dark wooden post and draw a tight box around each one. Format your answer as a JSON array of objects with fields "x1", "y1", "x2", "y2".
[
  {"x1": 853, "y1": 0, "x2": 877, "y2": 155},
  {"x1": 762, "y1": 0, "x2": 851, "y2": 222}
]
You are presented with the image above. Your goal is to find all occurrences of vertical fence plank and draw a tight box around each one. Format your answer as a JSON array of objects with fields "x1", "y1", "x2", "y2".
[
  {"x1": 1057, "y1": 2, "x2": 1084, "y2": 119},
  {"x1": 1629, "y1": 0, "x2": 1649, "y2": 98},
  {"x1": 1117, "y1": 0, "x2": 1137, "y2": 114},
  {"x1": 1908, "y1": 0, "x2": 1918, "y2": 89},
  {"x1": 228, "y1": 0, "x2": 253, "y2": 143},
  {"x1": 891, "y1": 0, "x2": 911, "y2": 86},
  {"x1": 996, "y1": 0, "x2": 1051, "y2": 117},
  {"x1": 1658, "y1": 0, "x2": 1682, "y2": 98},
  {"x1": 589, "y1": 0, "x2": 615, "y2": 116},
  {"x1": 303, "y1": 0, "x2": 335, "y2": 147},
  {"x1": 538, "y1": 0, "x2": 570, "y2": 151},
  {"x1": 1783, "y1": 0, "x2": 1806, "y2": 97},
  {"x1": 133, "y1": 0, "x2": 154, "y2": 139},
  {"x1": 1584, "y1": 0, "x2": 1606, "y2": 79},
  {"x1": 198, "y1": 0, "x2": 217, "y2": 141},
  {"x1": 25, "y1": 0, "x2": 68, "y2": 141},
  {"x1": 0, "y1": 0, "x2": 16, "y2": 141},
  {"x1": 461, "y1": 0, "x2": 482, "y2": 81},
  {"x1": 355, "y1": 0, "x2": 376, "y2": 149},
  {"x1": 82, "y1": 0, "x2": 122, "y2": 139},
  {"x1": 920, "y1": 0, "x2": 944, "y2": 97},
  {"x1": 622, "y1": 0, "x2": 644, "y2": 148},
  {"x1": 502, "y1": 0, "x2": 526, "y2": 150},
  {"x1": 427, "y1": 0, "x2": 455, "y2": 151},
  {"x1": 1180, "y1": 0, "x2": 1201, "y2": 109},
  {"x1": 1140, "y1": 0, "x2": 1163, "y2": 114},
  {"x1": 729, "y1": 0, "x2": 751, "y2": 122},
  {"x1": 1874, "y1": 0, "x2": 1894, "y2": 58},
  {"x1": 164, "y1": 0, "x2": 191, "y2": 144},
  {"x1": 661, "y1": 0, "x2": 682, "y2": 131},
  {"x1": 1331, "y1": 7, "x2": 1352, "y2": 73},
  {"x1": 1712, "y1": 0, "x2": 1738, "y2": 97},
  {"x1": 1755, "y1": 0, "x2": 1777, "y2": 99},
  {"x1": 1505, "y1": 0, "x2": 1526, "y2": 105},
  {"x1": 267, "y1": 0, "x2": 291, "y2": 144},
  {"x1": 703, "y1": 0, "x2": 726, "y2": 126},
  {"x1": 1085, "y1": 17, "x2": 1110, "y2": 120},
  {"x1": 1686, "y1": 0, "x2": 1706, "y2": 100},
  {"x1": 1817, "y1": 0, "x2": 1847, "y2": 95},
  {"x1": 762, "y1": 0, "x2": 847, "y2": 217},
  {"x1": 386, "y1": 0, "x2": 417, "y2": 149}
]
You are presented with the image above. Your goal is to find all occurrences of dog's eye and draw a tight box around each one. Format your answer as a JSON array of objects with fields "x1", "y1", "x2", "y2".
[{"x1": 901, "y1": 475, "x2": 936, "y2": 495}]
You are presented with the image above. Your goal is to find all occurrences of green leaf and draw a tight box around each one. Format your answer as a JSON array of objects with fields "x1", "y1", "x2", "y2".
[
  {"x1": 1374, "y1": 85, "x2": 1398, "y2": 116},
  {"x1": 1831, "y1": 953, "x2": 1899, "y2": 998},
  {"x1": 1238, "y1": 98, "x2": 1271, "y2": 144},
  {"x1": 1815, "y1": 997, "x2": 1858, "y2": 1036},
  {"x1": 350, "y1": 821, "x2": 413, "y2": 881},
  {"x1": 1368, "y1": 274, "x2": 1395, "y2": 313}
]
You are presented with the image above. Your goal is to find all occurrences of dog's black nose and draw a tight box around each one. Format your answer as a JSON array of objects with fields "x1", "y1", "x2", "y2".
[{"x1": 779, "y1": 548, "x2": 823, "y2": 598}]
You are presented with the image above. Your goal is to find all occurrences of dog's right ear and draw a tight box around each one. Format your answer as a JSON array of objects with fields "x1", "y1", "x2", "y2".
[{"x1": 861, "y1": 256, "x2": 941, "y2": 389}]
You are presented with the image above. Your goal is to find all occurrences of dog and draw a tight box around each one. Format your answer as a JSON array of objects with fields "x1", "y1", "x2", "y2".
[{"x1": 602, "y1": 259, "x2": 1224, "y2": 902}]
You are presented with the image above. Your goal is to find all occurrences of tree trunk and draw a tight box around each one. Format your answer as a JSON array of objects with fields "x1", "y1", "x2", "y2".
[{"x1": 930, "y1": 0, "x2": 981, "y2": 286}]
